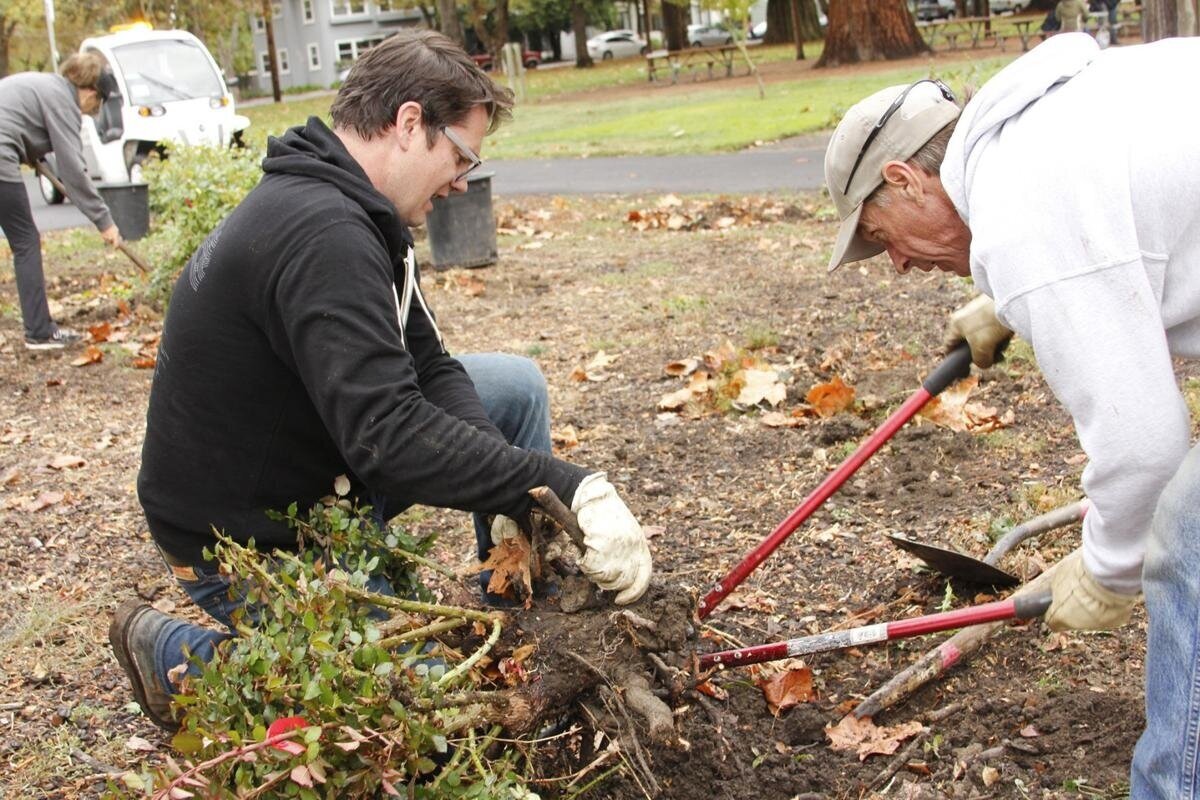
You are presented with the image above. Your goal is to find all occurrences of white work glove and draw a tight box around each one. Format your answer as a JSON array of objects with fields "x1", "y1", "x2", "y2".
[
  {"x1": 489, "y1": 515, "x2": 523, "y2": 546},
  {"x1": 945, "y1": 295, "x2": 1012, "y2": 369},
  {"x1": 1045, "y1": 550, "x2": 1138, "y2": 632},
  {"x1": 570, "y1": 472, "x2": 653, "y2": 605}
]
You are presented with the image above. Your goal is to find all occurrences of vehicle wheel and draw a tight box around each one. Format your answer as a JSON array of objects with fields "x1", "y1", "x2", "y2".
[
  {"x1": 724, "y1": 36, "x2": 733, "y2": 44},
  {"x1": 1013, "y1": 3, "x2": 1023, "y2": 11},
  {"x1": 640, "y1": 45, "x2": 649, "y2": 55},
  {"x1": 602, "y1": 50, "x2": 613, "y2": 60},
  {"x1": 524, "y1": 59, "x2": 539, "y2": 68},
  {"x1": 691, "y1": 41, "x2": 702, "y2": 47},
  {"x1": 946, "y1": 10, "x2": 956, "y2": 18},
  {"x1": 38, "y1": 172, "x2": 63, "y2": 205}
]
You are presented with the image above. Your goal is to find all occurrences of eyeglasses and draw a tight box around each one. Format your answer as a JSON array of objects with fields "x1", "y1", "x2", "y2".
[
  {"x1": 441, "y1": 126, "x2": 483, "y2": 184},
  {"x1": 842, "y1": 78, "x2": 955, "y2": 196}
]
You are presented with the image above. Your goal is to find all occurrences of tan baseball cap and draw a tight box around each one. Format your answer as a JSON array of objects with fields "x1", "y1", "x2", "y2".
[{"x1": 824, "y1": 79, "x2": 960, "y2": 272}]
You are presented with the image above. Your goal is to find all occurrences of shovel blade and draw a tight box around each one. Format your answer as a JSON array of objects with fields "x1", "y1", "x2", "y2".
[{"x1": 889, "y1": 534, "x2": 1019, "y2": 586}]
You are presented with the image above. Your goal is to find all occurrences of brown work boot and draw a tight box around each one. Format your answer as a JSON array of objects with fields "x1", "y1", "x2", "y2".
[{"x1": 109, "y1": 600, "x2": 180, "y2": 731}]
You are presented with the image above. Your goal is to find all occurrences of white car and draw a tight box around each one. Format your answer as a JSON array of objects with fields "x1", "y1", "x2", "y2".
[
  {"x1": 41, "y1": 26, "x2": 249, "y2": 203},
  {"x1": 586, "y1": 30, "x2": 649, "y2": 61},
  {"x1": 988, "y1": 0, "x2": 1027, "y2": 13},
  {"x1": 687, "y1": 23, "x2": 733, "y2": 47}
]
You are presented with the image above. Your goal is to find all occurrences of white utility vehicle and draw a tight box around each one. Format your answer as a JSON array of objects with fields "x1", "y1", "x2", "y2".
[{"x1": 41, "y1": 25, "x2": 249, "y2": 203}]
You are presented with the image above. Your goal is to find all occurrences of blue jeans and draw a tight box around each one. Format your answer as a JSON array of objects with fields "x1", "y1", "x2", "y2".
[
  {"x1": 1132, "y1": 441, "x2": 1200, "y2": 798},
  {"x1": 152, "y1": 353, "x2": 552, "y2": 693}
]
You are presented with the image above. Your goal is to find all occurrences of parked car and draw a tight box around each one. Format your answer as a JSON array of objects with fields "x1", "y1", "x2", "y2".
[
  {"x1": 586, "y1": 30, "x2": 648, "y2": 60},
  {"x1": 988, "y1": 0, "x2": 1026, "y2": 13},
  {"x1": 687, "y1": 23, "x2": 733, "y2": 47},
  {"x1": 749, "y1": 3, "x2": 828, "y2": 39},
  {"x1": 41, "y1": 25, "x2": 249, "y2": 204},
  {"x1": 915, "y1": 0, "x2": 957, "y2": 20},
  {"x1": 470, "y1": 48, "x2": 542, "y2": 71}
]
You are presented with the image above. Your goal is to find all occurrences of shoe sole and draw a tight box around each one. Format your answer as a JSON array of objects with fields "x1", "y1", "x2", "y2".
[
  {"x1": 109, "y1": 601, "x2": 179, "y2": 731},
  {"x1": 24, "y1": 341, "x2": 67, "y2": 351}
]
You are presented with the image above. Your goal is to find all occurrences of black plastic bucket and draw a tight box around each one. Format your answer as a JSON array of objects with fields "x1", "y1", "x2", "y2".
[
  {"x1": 98, "y1": 182, "x2": 150, "y2": 240},
  {"x1": 426, "y1": 172, "x2": 497, "y2": 269}
]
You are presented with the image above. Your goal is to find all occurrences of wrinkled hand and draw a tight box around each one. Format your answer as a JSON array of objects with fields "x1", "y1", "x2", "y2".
[
  {"x1": 1046, "y1": 550, "x2": 1138, "y2": 632},
  {"x1": 570, "y1": 472, "x2": 652, "y2": 605},
  {"x1": 945, "y1": 295, "x2": 1012, "y2": 369},
  {"x1": 100, "y1": 224, "x2": 122, "y2": 248}
]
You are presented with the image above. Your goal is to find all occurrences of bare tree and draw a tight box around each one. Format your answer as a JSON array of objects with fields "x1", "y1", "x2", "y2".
[
  {"x1": 815, "y1": 0, "x2": 928, "y2": 68},
  {"x1": 571, "y1": 0, "x2": 592, "y2": 67},
  {"x1": 1143, "y1": 0, "x2": 1199, "y2": 40}
]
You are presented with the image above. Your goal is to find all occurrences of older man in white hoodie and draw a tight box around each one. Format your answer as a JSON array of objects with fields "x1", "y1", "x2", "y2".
[{"x1": 823, "y1": 33, "x2": 1200, "y2": 798}]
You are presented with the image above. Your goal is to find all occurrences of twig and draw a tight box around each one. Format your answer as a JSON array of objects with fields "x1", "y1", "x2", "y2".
[
  {"x1": 151, "y1": 727, "x2": 325, "y2": 800},
  {"x1": 339, "y1": 583, "x2": 500, "y2": 624},
  {"x1": 69, "y1": 748, "x2": 120, "y2": 775},
  {"x1": 437, "y1": 618, "x2": 502, "y2": 687},
  {"x1": 870, "y1": 728, "x2": 931, "y2": 791},
  {"x1": 377, "y1": 617, "x2": 467, "y2": 649},
  {"x1": 529, "y1": 486, "x2": 587, "y2": 551},
  {"x1": 388, "y1": 547, "x2": 457, "y2": 578},
  {"x1": 564, "y1": 763, "x2": 621, "y2": 798}
]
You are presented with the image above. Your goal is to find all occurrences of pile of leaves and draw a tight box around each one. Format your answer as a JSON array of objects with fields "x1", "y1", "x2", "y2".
[
  {"x1": 111, "y1": 489, "x2": 539, "y2": 799},
  {"x1": 625, "y1": 194, "x2": 814, "y2": 233}
]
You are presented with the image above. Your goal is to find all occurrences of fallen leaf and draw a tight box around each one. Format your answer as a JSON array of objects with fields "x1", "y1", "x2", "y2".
[
  {"x1": 658, "y1": 386, "x2": 697, "y2": 412},
  {"x1": 70, "y1": 345, "x2": 103, "y2": 367},
  {"x1": 290, "y1": 765, "x2": 313, "y2": 788},
  {"x1": 48, "y1": 454, "x2": 85, "y2": 470},
  {"x1": 88, "y1": 322, "x2": 112, "y2": 342},
  {"x1": 664, "y1": 357, "x2": 700, "y2": 377},
  {"x1": 125, "y1": 735, "x2": 156, "y2": 752},
  {"x1": 0, "y1": 466, "x2": 20, "y2": 486},
  {"x1": 806, "y1": 376, "x2": 856, "y2": 418},
  {"x1": 475, "y1": 537, "x2": 532, "y2": 603},
  {"x1": 757, "y1": 666, "x2": 815, "y2": 716},
  {"x1": 552, "y1": 425, "x2": 579, "y2": 450},
  {"x1": 760, "y1": 410, "x2": 805, "y2": 428},
  {"x1": 736, "y1": 368, "x2": 786, "y2": 407},
  {"x1": 919, "y1": 376, "x2": 1012, "y2": 433},
  {"x1": 510, "y1": 644, "x2": 536, "y2": 664},
  {"x1": 24, "y1": 491, "x2": 64, "y2": 512},
  {"x1": 454, "y1": 273, "x2": 485, "y2": 297},
  {"x1": 694, "y1": 680, "x2": 728, "y2": 700},
  {"x1": 826, "y1": 715, "x2": 924, "y2": 760},
  {"x1": 981, "y1": 765, "x2": 1001, "y2": 786},
  {"x1": 131, "y1": 355, "x2": 157, "y2": 369},
  {"x1": 1019, "y1": 725, "x2": 1040, "y2": 738}
]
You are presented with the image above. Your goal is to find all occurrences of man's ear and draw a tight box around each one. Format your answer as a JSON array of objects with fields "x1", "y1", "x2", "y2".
[
  {"x1": 394, "y1": 101, "x2": 425, "y2": 152},
  {"x1": 880, "y1": 160, "x2": 927, "y2": 204}
]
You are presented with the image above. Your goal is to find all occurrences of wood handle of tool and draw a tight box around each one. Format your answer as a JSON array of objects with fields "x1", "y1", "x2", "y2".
[
  {"x1": 529, "y1": 485, "x2": 587, "y2": 552},
  {"x1": 117, "y1": 242, "x2": 150, "y2": 274},
  {"x1": 852, "y1": 560, "x2": 1061, "y2": 719}
]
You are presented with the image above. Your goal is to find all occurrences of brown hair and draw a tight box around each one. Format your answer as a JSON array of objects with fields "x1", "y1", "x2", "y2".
[
  {"x1": 866, "y1": 117, "x2": 958, "y2": 208},
  {"x1": 330, "y1": 29, "x2": 514, "y2": 145},
  {"x1": 59, "y1": 51, "x2": 107, "y2": 91}
]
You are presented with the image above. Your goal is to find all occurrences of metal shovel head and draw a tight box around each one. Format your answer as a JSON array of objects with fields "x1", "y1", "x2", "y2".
[{"x1": 888, "y1": 534, "x2": 1019, "y2": 586}]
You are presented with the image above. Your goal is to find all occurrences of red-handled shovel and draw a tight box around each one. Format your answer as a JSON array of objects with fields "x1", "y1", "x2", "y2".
[
  {"x1": 698, "y1": 592, "x2": 1052, "y2": 671},
  {"x1": 697, "y1": 342, "x2": 976, "y2": 619}
]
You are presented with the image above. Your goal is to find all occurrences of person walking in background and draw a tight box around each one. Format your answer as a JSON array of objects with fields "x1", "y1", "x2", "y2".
[
  {"x1": 1056, "y1": 0, "x2": 1091, "y2": 32},
  {"x1": 0, "y1": 52, "x2": 122, "y2": 350}
]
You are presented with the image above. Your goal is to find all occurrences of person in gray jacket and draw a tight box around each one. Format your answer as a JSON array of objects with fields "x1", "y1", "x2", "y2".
[{"x1": 0, "y1": 51, "x2": 122, "y2": 349}]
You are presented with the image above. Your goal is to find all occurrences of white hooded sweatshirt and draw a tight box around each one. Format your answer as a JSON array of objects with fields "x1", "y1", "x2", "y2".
[{"x1": 940, "y1": 33, "x2": 1200, "y2": 593}]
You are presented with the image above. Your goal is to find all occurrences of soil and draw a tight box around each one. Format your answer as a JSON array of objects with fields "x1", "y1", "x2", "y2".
[{"x1": 0, "y1": 185, "x2": 1169, "y2": 798}]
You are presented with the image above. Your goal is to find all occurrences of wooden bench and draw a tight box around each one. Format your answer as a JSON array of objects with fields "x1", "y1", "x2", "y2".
[{"x1": 646, "y1": 44, "x2": 741, "y2": 85}]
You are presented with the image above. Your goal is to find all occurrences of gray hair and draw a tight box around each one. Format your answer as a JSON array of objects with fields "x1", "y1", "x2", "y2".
[{"x1": 867, "y1": 117, "x2": 958, "y2": 207}]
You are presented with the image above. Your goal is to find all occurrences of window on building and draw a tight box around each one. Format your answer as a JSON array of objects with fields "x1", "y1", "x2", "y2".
[
  {"x1": 376, "y1": 0, "x2": 402, "y2": 11},
  {"x1": 303, "y1": 0, "x2": 315, "y2": 22},
  {"x1": 259, "y1": 50, "x2": 270, "y2": 73},
  {"x1": 307, "y1": 43, "x2": 321, "y2": 70},
  {"x1": 330, "y1": 0, "x2": 367, "y2": 17},
  {"x1": 277, "y1": 48, "x2": 290, "y2": 74},
  {"x1": 272, "y1": 1, "x2": 282, "y2": 16},
  {"x1": 253, "y1": 15, "x2": 265, "y2": 32},
  {"x1": 335, "y1": 36, "x2": 384, "y2": 65}
]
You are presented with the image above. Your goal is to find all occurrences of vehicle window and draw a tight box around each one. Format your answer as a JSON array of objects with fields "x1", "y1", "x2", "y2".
[{"x1": 112, "y1": 39, "x2": 224, "y2": 105}]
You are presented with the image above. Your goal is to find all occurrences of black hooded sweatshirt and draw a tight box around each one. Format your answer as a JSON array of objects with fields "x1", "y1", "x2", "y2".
[{"x1": 138, "y1": 117, "x2": 588, "y2": 565}]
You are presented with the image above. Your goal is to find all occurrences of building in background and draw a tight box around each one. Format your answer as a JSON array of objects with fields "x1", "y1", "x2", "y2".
[{"x1": 248, "y1": 0, "x2": 422, "y2": 92}]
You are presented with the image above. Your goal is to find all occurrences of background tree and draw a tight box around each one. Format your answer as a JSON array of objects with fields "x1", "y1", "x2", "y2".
[
  {"x1": 1143, "y1": 0, "x2": 1199, "y2": 39},
  {"x1": 464, "y1": 0, "x2": 511, "y2": 55},
  {"x1": 764, "y1": 0, "x2": 821, "y2": 44},
  {"x1": 661, "y1": 0, "x2": 688, "y2": 50},
  {"x1": 816, "y1": 0, "x2": 927, "y2": 68}
]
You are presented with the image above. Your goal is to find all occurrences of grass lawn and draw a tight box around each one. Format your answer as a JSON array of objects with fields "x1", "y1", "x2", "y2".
[{"x1": 241, "y1": 42, "x2": 1020, "y2": 160}]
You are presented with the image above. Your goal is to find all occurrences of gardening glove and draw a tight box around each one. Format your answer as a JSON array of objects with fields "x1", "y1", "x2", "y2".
[
  {"x1": 570, "y1": 472, "x2": 653, "y2": 605},
  {"x1": 1045, "y1": 549, "x2": 1138, "y2": 632},
  {"x1": 489, "y1": 515, "x2": 523, "y2": 546},
  {"x1": 944, "y1": 295, "x2": 1012, "y2": 369}
]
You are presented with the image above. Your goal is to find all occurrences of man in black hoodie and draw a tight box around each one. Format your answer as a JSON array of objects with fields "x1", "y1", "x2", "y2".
[{"x1": 109, "y1": 29, "x2": 652, "y2": 730}]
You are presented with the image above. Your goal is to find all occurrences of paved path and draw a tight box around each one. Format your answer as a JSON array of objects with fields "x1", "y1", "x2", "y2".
[{"x1": 8, "y1": 136, "x2": 830, "y2": 237}]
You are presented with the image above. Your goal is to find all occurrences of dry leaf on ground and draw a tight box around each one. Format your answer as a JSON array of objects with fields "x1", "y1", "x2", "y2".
[
  {"x1": 71, "y1": 345, "x2": 103, "y2": 367},
  {"x1": 552, "y1": 425, "x2": 579, "y2": 450},
  {"x1": 756, "y1": 665, "x2": 815, "y2": 716},
  {"x1": 736, "y1": 368, "x2": 786, "y2": 407},
  {"x1": 47, "y1": 454, "x2": 85, "y2": 470},
  {"x1": 760, "y1": 410, "x2": 805, "y2": 428},
  {"x1": 475, "y1": 537, "x2": 532, "y2": 604},
  {"x1": 919, "y1": 376, "x2": 1013, "y2": 433},
  {"x1": 24, "y1": 491, "x2": 64, "y2": 512},
  {"x1": 806, "y1": 376, "x2": 856, "y2": 418},
  {"x1": 826, "y1": 715, "x2": 924, "y2": 760}
]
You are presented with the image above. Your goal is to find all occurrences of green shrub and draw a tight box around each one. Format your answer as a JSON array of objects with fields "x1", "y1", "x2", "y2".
[
  {"x1": 109, "y1": 496, "x2": 538, "y2": 799},
  {"x1": 139, "y1": 144, "x2": 263, "y2": 309}
]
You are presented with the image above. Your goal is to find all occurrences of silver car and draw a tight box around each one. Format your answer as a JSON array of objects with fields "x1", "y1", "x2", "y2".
[
  {"x1": 989, "y1": 0, "x2": 1027, "y2": 12},
  {"x1": 686, "y1": 23, "x2": 733, "y2": 47},
  {"x1": 586, "y1": 30, "x2": 649, "y2": 60}
]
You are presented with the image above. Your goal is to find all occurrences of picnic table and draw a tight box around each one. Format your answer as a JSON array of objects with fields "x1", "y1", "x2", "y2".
[
  {"x1": 646, "y1": 44, "x2": 743, "y2": 85},
  {"x1": 916, "y1": 16, "x2": 992, "y2": 50}
]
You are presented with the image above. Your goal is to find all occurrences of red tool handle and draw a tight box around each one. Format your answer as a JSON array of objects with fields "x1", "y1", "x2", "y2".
[
  {"x1": 696, "y1": 343, "x2": 973, "y2": 619},
  {"x1": 698, "y1": 592, "x2": 1051, "y2": 670}
]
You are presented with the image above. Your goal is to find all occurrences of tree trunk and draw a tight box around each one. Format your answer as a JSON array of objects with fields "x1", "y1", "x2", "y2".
[
  {"x1": 789, "y1": 0, "x2": 805, "y2": 59},
  {"x1": 662, "y1": 0, "x2": 687, "y2": 50},
  {"x1": 816, "y1": 0, "x2": 929, "y2": 68},
  {"x1": 0, "y1": 15, "x2": 13, "y2": 79},
  {"x1": 1143, "y1": 0, "x2": 1200, "y2": 40},
  {"x1": 261, "y1": 0, "x2": 282, "y2": 102},
  {"x1": 571, "y1": 0, "x2": 593, "y2": 67},
  {"x1": 547, "y1": 26, "x2": 562, "y2": 61},
  {"x1": 469, "y1": 0, "x2": 510, "y2": 57},
  {"x1": 643, "y1": 0, "x2": 655, "y2": 46},
  {"x1": 764, "y1": 0, "x2": 793, "y2": 43},
  {"x1": 797, "y1": 0, "x2": 823, "y2": 39},
  {"x1": 418, "y1": 2, "x2": 437, "y2": 30},
  {"x1": 438, "y1": 0, "x2": 465, "y2": 45}
]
